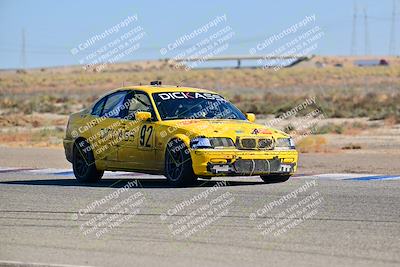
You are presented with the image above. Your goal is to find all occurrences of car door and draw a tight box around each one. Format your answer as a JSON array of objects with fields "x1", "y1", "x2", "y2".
[
  {"x1": 87, "y1": 90, "x2": 129, "y2": 168},
  {"x1": 118, "y1": 90, "x2": 158, "y2": 171}
]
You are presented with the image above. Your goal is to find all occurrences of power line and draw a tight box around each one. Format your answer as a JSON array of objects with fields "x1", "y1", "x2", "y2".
[
  {"x1": 364, "y1": 7, "x2": 371, "y2": 55},
  {"x1": 20, "y1": 28, "x2": 26, "y2": 69},
  {"x1": 389, "y1": 0, "x2": 397, "y2": 55},
  {"x1": 1, "y1": 48, "x2": 71, "y2": 55},
  {"x1": 351, "y1": 1, "x2": 358, "y2": 55}
]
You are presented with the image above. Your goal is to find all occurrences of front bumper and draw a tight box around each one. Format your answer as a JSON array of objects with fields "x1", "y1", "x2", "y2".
[
  {"x1": 191, "y1": 149, "x2": 298, "y2": 177},
  {"x1": 63, "y1": 138, "x2": 74, "y2": 163}
]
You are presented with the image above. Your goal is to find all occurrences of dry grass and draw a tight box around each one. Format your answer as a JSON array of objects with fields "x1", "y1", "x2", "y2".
[
  {"x1": 1, "y1": 57, "x2": 399, "y2": 121},
  {"x1": 296, "y1": 136, "x2": 331, "y2": 153},
  {"x1": 0, "y1": 57, "x2": 399, "y2": 148},
  {"x1": 1, "y1": 57, "x2": 400, "y2": 94},
  {"x1": 313, "y1": 121, "x2": 379, "y2": 135},
  {"x1": 0, "y1": 127, "x2": 64, "y2": 147}
]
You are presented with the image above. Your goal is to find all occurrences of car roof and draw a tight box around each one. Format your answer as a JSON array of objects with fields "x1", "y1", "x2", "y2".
[
  {"x1": 89, "y1": 85, "x2": 220, "y2": 110},
  {"x1": 118, "y1": 85, "x2": 218, "y2": 94}
]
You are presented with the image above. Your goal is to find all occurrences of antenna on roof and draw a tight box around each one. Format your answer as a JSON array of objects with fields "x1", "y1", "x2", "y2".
[{"x1": 150, "y1": 80, "x2": 162, "y2": 86}]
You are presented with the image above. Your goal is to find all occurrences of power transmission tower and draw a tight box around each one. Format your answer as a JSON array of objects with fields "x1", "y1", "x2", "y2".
[
  {"x1": 351, "y1": 1, "x2": 358, "y2": 55},
  {"x1": 20, "y1": 28, "x2": 26, "y2": 69},
  {"x1": 389, "y1": 0, "x2": 397, "y2": 55},
  {"x1": 363, "y1": 7, "x2": 371, "y2": 55}
]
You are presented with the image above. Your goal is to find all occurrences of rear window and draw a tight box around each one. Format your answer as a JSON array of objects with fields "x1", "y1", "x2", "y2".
[{"x1": 102, "y1": 91, "x2": 128, "y2": 118}]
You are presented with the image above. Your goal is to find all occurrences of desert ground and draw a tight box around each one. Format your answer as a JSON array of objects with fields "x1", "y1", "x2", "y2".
[
  {"x1": 1, "y1": 56, "x2": 399, "y2": 173},
  {"x1": 1, "y1": 57, "x2": 400, "y2": 267}
]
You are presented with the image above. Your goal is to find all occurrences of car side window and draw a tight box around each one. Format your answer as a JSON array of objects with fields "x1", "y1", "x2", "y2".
[
  {"x1": 101, "y1": 91, "x2": 128, "y2": 118},
  {"x1": 123, "y1": 91, "x2": 155, "y2": 120},
  {"x1": 91, "y1": 97, "x2": 106, "y2": 116}
]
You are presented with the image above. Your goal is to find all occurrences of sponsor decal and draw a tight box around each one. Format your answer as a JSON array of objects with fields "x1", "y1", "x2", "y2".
[
  {"x1": 252, "y1": 128, "x2": 273, "y2": 135},
  {"x1": 156, "y1": 92, "x2": 226, "y2": 101}
]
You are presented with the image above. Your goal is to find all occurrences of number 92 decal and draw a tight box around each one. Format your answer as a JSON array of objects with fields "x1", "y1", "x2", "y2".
[{"x1": 139, "y1": 125, "x2": 153, "y2": 148}]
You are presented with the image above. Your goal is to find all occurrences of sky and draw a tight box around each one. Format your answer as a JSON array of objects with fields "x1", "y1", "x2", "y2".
[{"x1": 0, "y1": 0, "x2": 398, "y2": 69}]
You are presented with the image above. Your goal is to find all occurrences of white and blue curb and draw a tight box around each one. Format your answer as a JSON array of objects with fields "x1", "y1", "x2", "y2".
[{"x1": 0, "y1": 167, "x2": 399, "y2": 181}]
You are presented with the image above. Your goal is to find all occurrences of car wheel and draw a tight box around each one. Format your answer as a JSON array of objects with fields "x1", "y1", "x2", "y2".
[
  {"x1": 72, "y1": 139, "x2": 104, "y2": 183},
  {"x1": 260, "y1": 174, "x2": 291, "y2": 183},
  {"x1": 165, "y1": 139, "x2": 197, "y2": 186}
]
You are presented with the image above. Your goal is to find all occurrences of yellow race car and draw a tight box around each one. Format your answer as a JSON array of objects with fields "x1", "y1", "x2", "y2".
[{"x1": 63, "y1": 81, "x2": 298, "y2": 186}]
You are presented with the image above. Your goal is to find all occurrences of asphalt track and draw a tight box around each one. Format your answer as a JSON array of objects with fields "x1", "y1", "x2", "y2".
[{"x1": 0, "y1": 167, "x2": 399, "y2": 267}]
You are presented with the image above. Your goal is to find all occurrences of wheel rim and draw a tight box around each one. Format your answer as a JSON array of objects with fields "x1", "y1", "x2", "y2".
[
  {"x1": 75, "y1": 147, "x2": 88, "y2": 177},
  {"x1": 166, "y1": 146, "x2": 184, "y2": 181}
]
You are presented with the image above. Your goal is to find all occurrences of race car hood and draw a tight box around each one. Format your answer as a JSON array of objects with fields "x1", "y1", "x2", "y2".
[{"x1": 159, "y1": 119, "x2": 289, "y2": 139}]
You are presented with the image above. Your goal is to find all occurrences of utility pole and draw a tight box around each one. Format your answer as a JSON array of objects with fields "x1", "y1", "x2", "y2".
[
  {"x1": 351, "y1": 1, "x2": 358, "y2": 55},
  {"x1": 20, "y1": 28, "x2": 26, "y2": 69},
  {"x1": 363, "y1": 7, "x2": 371, "y2": 55},
  {"x1": 389, "y1": 0, "x2": 397, "y2": 55}
]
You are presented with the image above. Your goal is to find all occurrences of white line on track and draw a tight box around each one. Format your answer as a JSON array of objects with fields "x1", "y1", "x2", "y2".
[
  {"x1": 1, "y1": 167, "x2": 400, "y2": 181},
  {"x1": 0, "y1": 260, "x2": 94, "y2": 267}
]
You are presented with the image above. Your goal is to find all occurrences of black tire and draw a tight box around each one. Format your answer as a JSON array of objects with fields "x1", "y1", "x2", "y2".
[
  {"x1": 260, "y1": 174, "x2": 291, "y2": 184},
  {"x1": 72, "y1": 139, "x2": 104, "y2": 183},
  {"x1": 164, "y1": 139, "x2": 197, "y2": 186}
]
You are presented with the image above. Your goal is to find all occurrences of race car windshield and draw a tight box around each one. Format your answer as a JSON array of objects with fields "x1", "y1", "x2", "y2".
[{"x1": 153, "y1": 92, "x2": 247, "y2": 121}]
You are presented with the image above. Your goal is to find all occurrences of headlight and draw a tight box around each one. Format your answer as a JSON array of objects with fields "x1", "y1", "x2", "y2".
[
  {"x1": 275, "y1": 137, "x2": 295, "y2": 150},
  {"x1": 289, "y1": 138, "x2": 295, "y2": 148},
  {"x1": 190, "y1": 137, "x2": 212, "y2": 149},
  {"x1": 190, "y1": 137, "x2": 235, "y2": 149}
]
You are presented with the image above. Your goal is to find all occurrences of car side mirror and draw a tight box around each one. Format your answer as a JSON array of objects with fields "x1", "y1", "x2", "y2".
[
  {"x1": 246, "y1": 113, "x2": 256, "y2": 122},
  {"x1": 135, "y1": 111, "x2": 152, "y2": 121}
]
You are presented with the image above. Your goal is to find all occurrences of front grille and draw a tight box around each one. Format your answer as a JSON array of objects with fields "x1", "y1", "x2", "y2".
[
  {"x1": 236, "y1": 137, "x2": 274, "y2": 150},
  {"x1": 207, "y1": 158, "x2": 296, "y2": 175},
  {"x1": 258, "y1": 138, "x2": 274, "y2": 149},
  {"x1": 241, "y1": 138, "x2": 257, "y2": 149},
  {"x1": 233, "y1": 158, "x2": 282, "y2": 174},
  {"x1": 210, "y1": 137, "x2": 235, "y2": 148}
]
